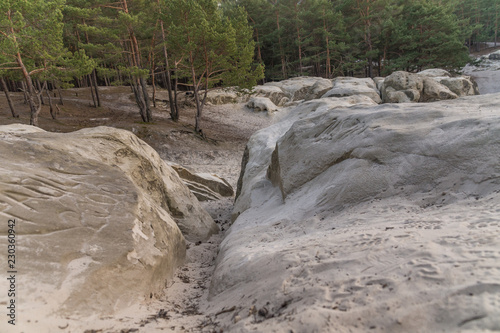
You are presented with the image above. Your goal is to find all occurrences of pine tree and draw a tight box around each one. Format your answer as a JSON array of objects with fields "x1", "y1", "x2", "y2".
[
  {"x1": 166, "y1": 0, "x2": 263, "y2": 133},
  {"x1": 0, "y1": 0, "x2": 93, "y2": 126},
  {"x1": 385, "y1": 0, "x2": 470, "y2": 72}
]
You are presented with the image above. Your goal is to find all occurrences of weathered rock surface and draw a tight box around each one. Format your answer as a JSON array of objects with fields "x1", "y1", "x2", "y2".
[
  {"x1": 251, "y1": 85, "x2": 289, "y2": 106},
  {"x1": 417, "y1": 68, "x2": 452, "y2": 77},
  {"x1": 382, "y1": 70, "x2": 479, "y2": 103},
  {"x1": 323, "y1": 77, "x2": 382, "y2": 103},
  {"x1": 232, "y1": 95, "x2": 378, "y2": 221},
  {"x1": 169, "y1": 162, "x2": 234, "y2": 201},
  {"x1": 304, "y1": 78, "x2": 334, "y2": 100},
  {"x1": 373, "y1": 76, "x2": 385, "y2": 91},
  {"x1": 488, "y1": 51, "x2": 500, "y2": 60},
  {"x1": 437, "y1": 76, "x2": 480, "y2": 97},
  {"x1": 246, "y1": 96, "x2": 279, "y2": 112},
  {"x1": 0, "y1": 125, "x2": 217, "y2": 320},
  {"x1": 381, "y1": 71, "x2": 424, "y2": 103},
  {"x1": 266, "y1": 76, "x2": 333, "y2": 101},
  {"x1": 211, "y1": 93, "x2": 500, "y2": 332},
  {"x1": 421, "y1": 76, "x2": 458, "y2": 102},
  {"x1": 418, "y1": 68, "x2": 479, "y2": 97},
  {"x1": 204, "y1": 87, "x2": 248, "y2": 105}
]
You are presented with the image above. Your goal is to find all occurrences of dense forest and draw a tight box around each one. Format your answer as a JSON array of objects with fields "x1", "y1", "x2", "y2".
[{"x1": 1, "y1": 0, "x2": 499, "y2": 126}]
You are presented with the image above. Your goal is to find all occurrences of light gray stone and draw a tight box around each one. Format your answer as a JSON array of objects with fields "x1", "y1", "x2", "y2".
[
  {"x1": 418, "y1": 68, "x2": 452, "y2": 77},
  {"x1": 246, "y1": 97, "x2": 279, "y2": 112},
  {"x1": 0, "y1": 125, "x2": 217, "y2": 318},
  {"x1": 322, "y1": 77, "x2": 381, "y2": 103},
  {"x1": 252, "y1": 85, "x2": 289, "y2": 106},
  {"x1": 212, "y1": 93, "x2": 500, "y2": 333},
  {"x1": 421, "y1": 77, "x2": 458, "y2": 102},
  {"x1": 381, "y1": 71, "x2": 423, "y2": 103},
  {"x1": 169, "y1": 163, "x2": 234, "y2": 201},
  {"x1": 438, "y1": 76, "x2": 480, "y2": 97}
]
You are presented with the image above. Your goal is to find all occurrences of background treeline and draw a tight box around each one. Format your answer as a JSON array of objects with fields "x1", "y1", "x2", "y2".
[
  {"x1": 1, "y1": 0, "x2": 498, "y2": 126},
  {"x1": 223, "y1": 0, "x2": 500, "y2": 80}
]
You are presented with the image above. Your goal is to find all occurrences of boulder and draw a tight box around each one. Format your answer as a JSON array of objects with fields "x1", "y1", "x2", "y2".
[
  {"x1": 322, "y1": 77, "x2": 382, "y2": 103},
  {"x1": 304, "y1": 78, "x2": 334, "y2": 100},
  {"x1": 211, "y1": 93, "x2": 500, "y2": 333},
  {"x1": 382, "y1": 70, "x2": 479, "y2": 103},
  {"x1": 0, "y1": 125, "x2": 217, "y2": 321},
  {"x1": 417, "y1": 68, "x2": 452, "y2": 77},
  {"x1": 421, "y1": 77, "x2": 458, "y2": 102},
  {"x1": 373, "y1": 77, "x2": 385, "y2": 91},
  {"x1": 169, "y1": 163, "x2": 234, "y2": 201},
  {"x1": 488, "y1": 51, "x2": 500, "y2": 60},
  {"x1": 204, "y1": 88, "x2": 243, "y2": 105},
  {"x1": 233, "y1": 95, "x2": 378, "y2": 221},
  {"x1": 266, "y1": 77, "x2": 333, "y2": 101},
  {"x1": 246, "y1": 97, "x2": 279, "y2": 112},
  {"x1": 438, "y1": 76, "x2": 480, "y2": 97},
  {"x1": 381, "y1": 71, "x2": 423, "y2": 103},
  {"x1": 252, "y1": 85, "x2": 289, "y2": 106}
]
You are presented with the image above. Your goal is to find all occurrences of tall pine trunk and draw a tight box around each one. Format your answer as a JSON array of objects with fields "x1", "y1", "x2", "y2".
[
  {"x1": 46, "y1": 85, "x2": 56, "y2": 119},
  {"x1": 122, "y1": 0, "x2": 152, "y2": 122},
  {"x1": 92, "y1": 69, "x2": 101, "y2": 107},
  {"x1": 1, "y1": 78, "x2": 18, "y2": 118},
  {"x1": 157, "y1": 1, "x2": 177, "y2": 121},
  {"x1": 14, "y1": 46, "x2": 41, "y2": 125}
]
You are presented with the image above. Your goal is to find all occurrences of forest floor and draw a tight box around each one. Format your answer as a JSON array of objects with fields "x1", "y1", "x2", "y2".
[{"x1": 0, "y1": 86, "x2": 271, "y2": 332}]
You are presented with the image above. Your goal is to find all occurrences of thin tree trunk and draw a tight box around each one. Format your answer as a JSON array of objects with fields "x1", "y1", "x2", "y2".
[
  {"x1": 248, "y1": 15, "x2": 262, "y2": 63},
  {"x1": 1, "y1": 77, "x2": 18, "y2": 118},
  {"x1": 46, "y1": 84, "x2": 56, "y2": 119},
  {"x1": 276, "y1": 9, "x2": 286, "y2": 79},
  {"x1": 37, "y1": 80, "x2": 45, "y2": 105},
  {"x1": 131, "y1": 80, "x2": 147, "y2": 122},
  {"x1": 189, "y1": 51, "x2": 203, "y2": 132},
  {"x1": 140, "y1": 77, "x2": 152, "y2": 122},
  {"x1": 152, "y1": 69, "x2": 157, "y2": 108},
  {"x1": 123, "y1": 0, "x2": 152, "y2": 122},
  {"x1": 294, "y1": 4, "x2": 303, "y2": 76},
  {"x1": 157, "y1": 2, "x2": 177, "y2": 121},
  {"x1": 9, "y1": 10, "x2": 41, "y2": 126},
  {"x1": 92, "y1": 69, "x2": 101, "y2": 107},
  {"x1": 21, "y1": 81, "x2": 28, "y2": 104},
  {"x1": 56, "y1": 84, "x2": 64, "y2": 105},
  {"x1": 174, "y1": 65, "x2": 179, "y2": 115},
  {"x1": 324, "y1": 11, "x2": 331, "y2": 78},
  {"x1": 89, "y1": 74, "x2": 97, "y2": 107}
]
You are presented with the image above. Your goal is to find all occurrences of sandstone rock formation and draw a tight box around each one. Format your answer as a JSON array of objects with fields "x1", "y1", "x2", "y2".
[
  {"x1": 438, "y1": 76, "x2": 480, "y2": 97},
  {"x1": 251, "y1": 85, "x2": 289, "y2": 106},
  {"x1": 169, "y1": 162, "x2": 234, "y2": 201},
  {"x1": 246, "y1": 96, "x2": 279, "y2": 113},
  {"x1": 381, "y1": 71, "x2": 424, "y2": 103},
  {"x1": 233, "y1": 95, "x2": 378, "y2": 221},
  {"x1": 265, "y1": 76, "x2": 333, "y2": 101},
  {"x1": 382, "y1": 70, "x2": 479, "y2": 103},
  {"x1": 417, "y1": 68, "x2": 452, "y2": 77},
  {"x1": 204, "y1": 87, "x2": 248, "y2": 105},
  {"x1": 212, "y1": 93, "x2": 500, "y2": 332},
  {"x1": 0, "y1": 125, "x2": 217, "y2": 320},
  {"x1": 421, "y1": 76, "x2": 458, "y2": 102},
  {"x1": 322, "y1": 77, "x2": 382, "y2": 103},
  {"x1": 488, "y1": 51, "x2": 500, "y2": 60}
]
